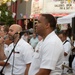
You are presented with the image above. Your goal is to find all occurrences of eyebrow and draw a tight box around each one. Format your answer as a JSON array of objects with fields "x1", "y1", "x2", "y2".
[{"x1": 9, "y1": 29, "x2": 13, "y2": 32}]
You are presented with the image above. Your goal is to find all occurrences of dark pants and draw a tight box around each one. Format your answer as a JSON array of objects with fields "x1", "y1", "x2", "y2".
[{"x1": 69, "y1": 54, "x2": 75, "y2": 68}]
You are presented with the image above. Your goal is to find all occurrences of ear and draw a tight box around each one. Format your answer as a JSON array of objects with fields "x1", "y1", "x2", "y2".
[{"x1": 46, "y1": 23, "x2": 50, "y2": 29}]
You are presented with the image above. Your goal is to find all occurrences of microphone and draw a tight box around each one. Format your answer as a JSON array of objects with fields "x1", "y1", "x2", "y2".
[
  {"x1": 15, "y1": 31, "x2": 25, "y2": 35},
  {"x1": 15, "y1": 28, "x2": 34, "y2": 38},
  {"x1": 15, "y1": 28, "x2": 34, "y2": 35}
]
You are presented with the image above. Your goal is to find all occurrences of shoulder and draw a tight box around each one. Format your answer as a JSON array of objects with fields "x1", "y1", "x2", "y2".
[{"x1": 64, "y1": 40, "x2": 71, "y2": 46}]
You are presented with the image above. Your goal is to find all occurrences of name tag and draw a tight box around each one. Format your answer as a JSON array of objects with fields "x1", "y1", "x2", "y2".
[{"x1": 13, "y1": 51, "x2": 20, "y2": 54}]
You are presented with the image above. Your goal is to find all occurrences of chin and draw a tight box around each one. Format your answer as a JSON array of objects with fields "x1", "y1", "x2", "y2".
[{"x1": 9, "y1": 37, "x2": 13, "y2": 40}]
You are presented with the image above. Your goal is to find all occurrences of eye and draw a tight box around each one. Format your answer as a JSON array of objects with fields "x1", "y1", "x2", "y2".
[{"x1": 35, "y1": 21, "x2": 39, "y2": 24}]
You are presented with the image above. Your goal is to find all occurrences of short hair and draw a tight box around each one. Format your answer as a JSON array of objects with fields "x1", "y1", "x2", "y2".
[
  {"x1": 3, "y1": 25, "x2": 9, "y2": 33},
  {"x1": 58, "y1": 30, "x2": 67, "y2": 37},
  {"x1": 41, "y1": 14, "x2": 57, "y2": 30}
]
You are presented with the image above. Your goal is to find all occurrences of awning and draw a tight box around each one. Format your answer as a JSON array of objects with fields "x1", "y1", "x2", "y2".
[
  {"x1": 57, "y1": 13, "x2": 75, "y2": 24},
  {"x1": 30, "y1": 13, "x2": 69, "y2": 18},
  {"x1": 51, "y1": 13, "x2": 69, "y2": 17}
]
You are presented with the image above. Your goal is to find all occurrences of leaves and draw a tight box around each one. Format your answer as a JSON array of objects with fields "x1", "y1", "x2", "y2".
[{"x1": 0, "y1": 3, "x2": 15, "y2": 26}]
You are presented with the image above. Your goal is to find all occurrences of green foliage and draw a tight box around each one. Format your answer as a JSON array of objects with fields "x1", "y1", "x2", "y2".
[{"x1": 0, "y1": 3, "x2": 15, "y2": 26}]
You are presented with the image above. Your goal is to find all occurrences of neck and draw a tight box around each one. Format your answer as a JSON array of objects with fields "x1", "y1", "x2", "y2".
[{"x1": 42, "y1": 30, "x2": 53, "y2": 40}]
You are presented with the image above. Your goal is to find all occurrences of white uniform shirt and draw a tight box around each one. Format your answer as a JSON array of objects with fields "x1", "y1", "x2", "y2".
[
  {"x1": 21, "y1": 35, "x2": 29, "y2": 42},
  {"x1": 63, "y1": 40, "x2": 71, "y2": 73},
  {"x1": 63, "y1": 40, "x2": 71, "y2": 62},
  {"x1": 28, "y1": 31, "x2": 64, "y2": 75},
  {"x1": 35, "y1": 40, "x2": 43, "y2": 52},
  {"x1": 67, "y1": 37, "x2": 71, "y2": 43},
  {"x1": 4, "y1": 38, "x2": 34, "y2": 75},
  {"x1": 74, "y1": 41, "x2": 75, "y2": 47}
]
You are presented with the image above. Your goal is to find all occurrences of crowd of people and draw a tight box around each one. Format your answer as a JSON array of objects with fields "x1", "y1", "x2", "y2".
[{"x1": 0, "y1": 14, "x2": 75, "y2": 75}]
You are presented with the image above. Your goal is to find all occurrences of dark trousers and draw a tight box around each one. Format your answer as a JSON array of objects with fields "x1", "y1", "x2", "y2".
[{"x1": 69, "y1": 54, "x2": 75, "y2": 68}]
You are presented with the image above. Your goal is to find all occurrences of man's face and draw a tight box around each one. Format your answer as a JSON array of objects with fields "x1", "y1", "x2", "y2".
[
  {"x1": 8, "y1": 26, "x2": 18, "y2": 40},
  {"x1": 35, "y1": 15, "x2": 48, "y2": 36}
]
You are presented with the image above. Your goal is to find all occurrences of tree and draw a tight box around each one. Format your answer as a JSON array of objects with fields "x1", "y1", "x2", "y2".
[{"x1": 0, "y1": 3, "x2": 15, "y2": 26}]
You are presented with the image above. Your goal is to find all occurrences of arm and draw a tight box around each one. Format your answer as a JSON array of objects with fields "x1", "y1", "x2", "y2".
[
  {"x1": 35, "y1": 69, "x2": 51, "y2": 75},
  {"x1": 0, "y1": 37, "x2": 7, "y2": 60},
  {"x1": 64, "y1": 52, "x2": 68, "y2": 56},
  {"x1": 0, "y1": 61, "x2": 9, "y2": 66},
  {"x1": 24, "y1": 63, "x2": 31, "y2": 75}
]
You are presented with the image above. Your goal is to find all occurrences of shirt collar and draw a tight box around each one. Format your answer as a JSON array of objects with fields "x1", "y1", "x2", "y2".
[
  {"x1": 44, "y1": 31, "x2": 55, "y2": 42},
  {"x1": 63, "y1": 40, "x2": 67, "y2": 44},
  {"x1": 14, "y1": 38, "x2": 24, "y2": 47}
]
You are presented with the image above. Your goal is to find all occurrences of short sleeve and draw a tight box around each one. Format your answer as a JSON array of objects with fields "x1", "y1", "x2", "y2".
[
  {"x1": 63, "y1": 42, "x2": 71, "y2": 54},
  {"x1": 22, "y1": 45, "x2": 34, "y2": 64}
]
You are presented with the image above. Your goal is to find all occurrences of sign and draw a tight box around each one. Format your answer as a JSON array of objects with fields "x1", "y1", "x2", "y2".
[
  {"x1": 31, "y1": 0, "x2": 43, "y2": 17},
  {"x1": 31, "y1": 0, "x2": 75, "y2": 17},
  {"x1": 43, "y1": 0, "x2": 75, "y2": 13}
]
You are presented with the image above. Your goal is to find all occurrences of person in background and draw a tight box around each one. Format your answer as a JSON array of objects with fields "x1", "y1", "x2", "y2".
[
  {"x1": 62, "y1": 30, "x2": 71, "y2": 43},
  {"x1": 58, "y1": 30, "x2": 71, "y2": 74},
  {"x1": 29, "y1": 32, "x2": 39, "y2": 49},
  {"x1": 21, "y1": 31, "x2": 30, "y2": 43},
  {"x1": 0, "y1": 25, "x2": 12, "y2": 75},
  {"x1": 72, "y1": 54, "x2": 75, "y2": 74},
  {"x1": 0, "y1": 24, "x2": 34, "y2": 75},
  {"x1": 72, "y1": 35, "x2": 75, "y2": 74},
  {"x1": 0, "y1": 25, "x2": 12, "y2": 47},
  {"x1": 34, "y1": 35, "x2": 43, "y2": 52},
  {"x1": 66, "y1": 24, "x2": 72, "y2": 39},
  {"x1": 28, "y1": 14, "x2": 64, "y2": 75}
]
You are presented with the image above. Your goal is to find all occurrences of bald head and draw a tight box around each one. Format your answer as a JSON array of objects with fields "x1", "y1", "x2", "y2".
[
  {"x1": 8, "y1": 24, "x2": 22, "y2": 42},
  {"x1": 10, "y1": 24, "x2": 22, "y2": 33}
]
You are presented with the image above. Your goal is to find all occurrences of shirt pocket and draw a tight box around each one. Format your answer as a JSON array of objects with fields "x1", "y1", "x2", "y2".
[{"x1": 14, "y1": 52, "x2": 20, "y2": 58}]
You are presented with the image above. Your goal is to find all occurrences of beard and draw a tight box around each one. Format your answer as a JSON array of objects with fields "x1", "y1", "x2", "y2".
[{"x1": 8, "y1": 34, "x2": 14, "y2": 41}]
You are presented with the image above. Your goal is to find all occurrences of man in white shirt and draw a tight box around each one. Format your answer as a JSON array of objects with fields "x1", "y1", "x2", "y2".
[
  {"x1": 0, "y1": 24, "x2": 34, "y2": 75},
  {"x1": 58, "y1": 30, "x2": 71, "y2": 74},
  {"x1": 28, "y1": 14, "x2": 64, "y2": 75}
]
